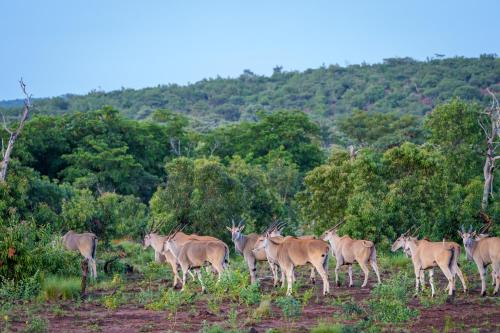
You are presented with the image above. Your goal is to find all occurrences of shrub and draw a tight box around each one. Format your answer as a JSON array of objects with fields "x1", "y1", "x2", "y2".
[
  {"x1": 239, "y1": 282, "x2": 261, "y2": 305},
  {"x1": 102, "y1": 290, "x2": 123, "y2": 310},
  {"x1": 275, "y1": 296, "x2": 302, "y2": 320},
  {"x1": 23, "y1": 315, "x2": 48, "y2": 333},
  {"x1": 253, "y1": 295, "x2": 272, "y2": 320},
  {"x1": 368, "y1": 272, "x2": 419, "y2": 323},
  {"x1": 0, "y1": 219, "x2": 80, "y2": 289},
  {"x1": 0, "y1": 271, "x2": 42, "y2": 301}
]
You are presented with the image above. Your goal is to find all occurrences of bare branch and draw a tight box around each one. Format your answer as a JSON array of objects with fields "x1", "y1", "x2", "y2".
[
  {"x1": 0, "y1": 79, "x2": 34, "y2": 182},
  {"x1": 1, "y1": 113, "x2": 13, "y2": 135}
]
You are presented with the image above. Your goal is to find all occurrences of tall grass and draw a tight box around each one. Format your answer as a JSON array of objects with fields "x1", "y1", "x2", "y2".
[{"x1": 40, "y1": 276, "x2": 81, "y2": 301}]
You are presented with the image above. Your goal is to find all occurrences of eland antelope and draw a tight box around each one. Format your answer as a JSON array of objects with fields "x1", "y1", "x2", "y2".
[
  {"x1": 62, "y1": 230, "x2": 98, "y2": 278},
  {"x1": 392, "y1": 233, "x2": 458, "y2": 297},
  {"x1": 164, "y1": 228, "x2": 229, "y2": 292},
  {"x1": 257, "y1": 232, "x2": 330, "y2": 296},
  {"x1": 227, "y1": 219, "x2": 282, "y2": 284},
  {"x1": 458, "y1": 225, "x2": 500, "y2": 296},
  {"x1": 321, "y1": 221, "x2": 381, "y2": 288},
  {"x1": 143, "y1": 232, "x2": 182, "y2": 286},
  {"x1": 253, "y1": 222, "x2": 317, "y2": 287}
]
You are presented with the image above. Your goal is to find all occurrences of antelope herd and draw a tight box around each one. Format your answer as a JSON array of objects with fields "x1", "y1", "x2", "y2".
[{"x1": 63, "y1": 220, "x2": 500, "y2": 298}]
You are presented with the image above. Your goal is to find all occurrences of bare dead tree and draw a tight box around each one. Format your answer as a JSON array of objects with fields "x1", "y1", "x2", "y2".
[
  {"x1": 169, "y1": 138, "x2": 182, "y2": 156},
  {"x1": 209, "y1": 140, "x2": 220, "y2": 156},
  {"x1": 348, "y1": 145, "x2": 358, "y2": 160},
  {"x1": 478, "y1": 88, "x2": 500, "y2": 211},
  {"x1": 0, "y1": 79, "x2": 32, "y2": 182}
]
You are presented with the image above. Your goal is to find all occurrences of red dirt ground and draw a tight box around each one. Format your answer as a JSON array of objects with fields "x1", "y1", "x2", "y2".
[{"x1": 6, "y1": 266, "x2": 500, "y2": 332}]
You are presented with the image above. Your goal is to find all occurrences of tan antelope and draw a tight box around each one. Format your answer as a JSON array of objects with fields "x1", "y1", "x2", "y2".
[
  {"x1": 392, "y1": 232, "x2": 458, "y2": 297},
  {"x1": 164, "y1": 227, "x2": 229, "y2": 292},
  {"x1": 143, "y1": 232, "x2": 183, "y2": 287},
  {"x1": 253, "y1": 221, "x2": 317, "y2": 287},
  {"x1": 321, "y1": 221, "x2": 381, "y2": 288},
  {"x1": 143, "y1": 219, "x2": 223, "y2": 287},
  {"x1": 227, "y1": 219, "x2": 283, "y2": 284},
  {"x1": 391, "y1": 227, "x2": 467, "y2": 294},
  {"x1": 257, "y1": 231, "x2": 330, "y2": 296},
  {"x1": 458, "y1": 225, "x2": 500, "y2": 296},
  {"x1": 62, "y1": 230, "x2": 98, "y2": 278}
]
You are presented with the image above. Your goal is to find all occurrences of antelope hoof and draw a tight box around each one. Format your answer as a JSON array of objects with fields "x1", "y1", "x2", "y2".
[
  {"x1": 446, "y1": 295, "x2": 454, "y2": 303},
  {"x1": 481, "y1": 291, "x2": 486, "y2": 297},
  {"x1": 336, "y1": 281, "x2": 340, "y2": 287},
  {"x1": 349, "y1": 284, "x2": 354, "y2": 288}
]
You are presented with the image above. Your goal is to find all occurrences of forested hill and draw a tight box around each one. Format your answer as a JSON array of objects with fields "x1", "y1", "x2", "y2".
[{"x1": 1, "y1": 55, "x2": 499, "y2": 129}]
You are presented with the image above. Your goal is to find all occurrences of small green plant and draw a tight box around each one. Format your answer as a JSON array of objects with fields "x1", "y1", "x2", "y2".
[
  {"x1": 51, "y1": 305, "x2": 66, "y2": 317},
  {"x1": 239, "y1": 282, "x2": 261, "y2": 305},
  {"x1": 40, "y1": 275, "x2": 81, "y2": 301},
  {"x1": 200, "y1": 321, "x2": 225, "y2": 333},
  {"x1": 227, "y1": 306, "x2": 239, "y2": 331},
  {"x1": 301, "y1": 288, "x2": 314, "y2": 308},
  {"x1": 102, "y1": 290, "x2": 123, "y2": 310},
  {"x1": 368, "y1": 272, "x2": 418, "y2": 323},
  {"x1": 142, "y1": 262, "x2": 168, "y2": 285},
  {"x1": 310, "y1": 322, "x2": 344, "y2": 333},
  {"x1": 24, "y1": 315, "x2": 48, "y2": 333},
  {"x1": 275, "y1": 296, "x2": 302, "y2": 321},
  {"x1": 207, "y1": 298, "x2": 221, "y2": 315},
  {"x1": 419, "y1": 292, "x2": 448, "y2": 308},
  {"x1": 252, "y1": 295, "x2": 272, "y2": 321},
  {"x1": 146, "y1": 288, "x2": 183, "y2": 312},
  {"x1": 341, "y1": 300, "x2": 364, "y2": 317}
]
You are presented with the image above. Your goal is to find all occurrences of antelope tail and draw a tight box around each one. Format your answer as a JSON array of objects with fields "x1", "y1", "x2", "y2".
[
  {"x1": 223, "y1": 246, "x2": 230, "y2": 269},
  {"x1": 448, "y1": 246, "x2": 457, "y2": 274},
  {"x1": 91, "y1": 236, "x2": 98, "y2": 279},
  {"x1": 369, "y1": 246, "x2": 377, "y2": 264}
]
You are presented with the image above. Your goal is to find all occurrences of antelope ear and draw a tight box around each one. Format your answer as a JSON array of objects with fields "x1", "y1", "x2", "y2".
[
  {"x1": 226, "y1": 226, "x2": 232, "y2": 232},
  {"x1": 240, "y1": 225, "x2": 245, "y2": 231},
  {"x1": 457, "y1": 230, "x2": 462, "y2": 237}
]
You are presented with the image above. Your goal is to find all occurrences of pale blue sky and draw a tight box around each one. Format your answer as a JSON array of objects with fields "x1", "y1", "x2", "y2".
[{"x1": 0, "y1": 0, "x2": 498, "y2": 100}]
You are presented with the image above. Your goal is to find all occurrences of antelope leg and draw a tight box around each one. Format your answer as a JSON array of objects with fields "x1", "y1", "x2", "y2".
[
  {"x1": 348, "y1": 265, "x2": 353, "y2": 287},
  {"x1": 428, "y1": 269, "x2": 435, "y2": 297}
]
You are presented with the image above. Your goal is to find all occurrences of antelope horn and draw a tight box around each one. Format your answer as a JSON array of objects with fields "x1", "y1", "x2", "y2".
[
  {"x1": 460, "y1": 224, "x2": 465, "y2": 233},
  {"x1": 277, "y1": 221, "x2": 287, "y2": 231},
  {"x1": 468, "y1": 225, "x2": 473, "y2": 233},
  {"x1": 402, "y1": 225, "x2": 415, "y2": 237},
  {"x1": 238, "y1": 219, "x2": 244, "y2": 228},
  {"x1": 168, "y1": 224, "x2": 184, "y2": 241},
  {"x1": 232, "y1": 219, "x2": 235, "y2": 228},
  {"x1": 330, "y1": 218, "x2": 346, "y2": 231},
  {"x1": 411, "y1": 225, "x2": 421, "y2": 237},
  {"x1": 478, "y1": 222, "x2": 492, "y2": 234},
  {"x1": 148, "y1": 216, "x2": 156, "y2": 233}
]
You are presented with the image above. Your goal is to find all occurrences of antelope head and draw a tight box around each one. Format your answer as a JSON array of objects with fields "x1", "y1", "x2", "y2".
[
  {"x1": 391, "y1": 227, "x2": 415, "y2": 252},
  {"x1": 253, "y1": 235, "x2": 268, "y2": 253},
  {"x1": 226, "y1": 219, "x2": 245, "y2": 241},
  {"x1": 458, "y1": 225, "x2": 477, "y2": 248},
  {"x1": 321, "y1": 219, "x2": 345, "y2": 242},
  {"x1": 163, "y1": 223, "x2": 186, "y2": 255},
  {"x1": 143, "y1": 233, "x2": 155, "y2": 250},
  {"x1": 269, "y1": 220, "x2": 285, "y2": 237}
]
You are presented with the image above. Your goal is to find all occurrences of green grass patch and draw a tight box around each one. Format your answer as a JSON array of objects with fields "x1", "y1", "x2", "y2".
[{"x1": 40, "y1": 275, "x2": 81, "y2": 301}]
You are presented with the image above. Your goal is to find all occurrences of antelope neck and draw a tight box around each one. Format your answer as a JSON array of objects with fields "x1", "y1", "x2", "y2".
[{"x1": 233, "y1": 233, "x2": 247, "y2": 254}]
